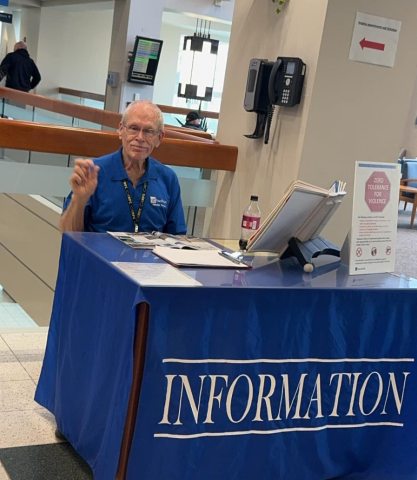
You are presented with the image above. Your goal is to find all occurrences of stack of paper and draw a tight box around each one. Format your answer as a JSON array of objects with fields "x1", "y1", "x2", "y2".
[
  {"x1": 108, "y1": 231, "x2": 217, "y2": 250},
  {"x1": 247, "y1": 180, "x2": 346, "y2": 255}
]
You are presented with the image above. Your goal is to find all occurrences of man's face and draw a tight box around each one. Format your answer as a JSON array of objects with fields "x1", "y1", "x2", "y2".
[{"x1": 119, "y1": 104, "x2": 164, "y2": 165}]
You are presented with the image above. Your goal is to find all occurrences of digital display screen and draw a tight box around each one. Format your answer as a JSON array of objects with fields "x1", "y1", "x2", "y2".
[
  {"x1": 286, "y1": 61, "x2": 296, "y2": 75},
  {"x1": 127, "y1": 36, "x2": 163, "y2": 85}
]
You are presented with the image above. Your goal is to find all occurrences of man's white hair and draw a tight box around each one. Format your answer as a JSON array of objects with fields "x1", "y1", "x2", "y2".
[{"x1": 122, "y1": 100, "x2": 164, "y2": 131}]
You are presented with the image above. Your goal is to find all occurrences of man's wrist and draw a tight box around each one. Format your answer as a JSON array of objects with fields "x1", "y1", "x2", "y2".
[{"x1": 70, "y1": 193, "x2": 89, "y2": 207}]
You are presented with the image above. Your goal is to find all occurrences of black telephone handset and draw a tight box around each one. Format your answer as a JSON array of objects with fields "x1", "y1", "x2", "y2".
[
  {"x1": 243, "y1": 56, "x2": 306, "y2": 142},
  {"x1": 268, "y1": 57, "x2": 306, "y2": 107}
]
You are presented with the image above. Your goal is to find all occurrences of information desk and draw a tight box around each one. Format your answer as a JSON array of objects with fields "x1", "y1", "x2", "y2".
[{"x1": 35, "y1": 232, "x2": 417, "y2": 480}]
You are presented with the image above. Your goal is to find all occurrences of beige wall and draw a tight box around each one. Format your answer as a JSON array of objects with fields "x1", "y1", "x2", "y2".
[
  {"x1": 211, "y1": 0, "x2": 417, "y2": 245},
  {"x1": 402, "y1": 68, "x2": 417, "y2": 157},
  {"x1": 209, "y1": 0, "x2": 328, "y2": 239},
  {"x1": 300, "y1": 0, "x2": 417, "y2": 244},
  {"x1": 0, "y1": 194, "x2": 61, "y2": 326}
]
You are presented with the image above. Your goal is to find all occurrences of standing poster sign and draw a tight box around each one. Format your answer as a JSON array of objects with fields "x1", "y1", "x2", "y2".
[{"x1": 349, "y1": 161, "x2": 400, "y2": 275}]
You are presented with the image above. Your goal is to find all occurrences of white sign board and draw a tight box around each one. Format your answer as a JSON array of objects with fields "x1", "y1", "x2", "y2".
[
  {"x1": 349, "y1": 12, "x2": 401, "y2": 67},
  {"x1": 349, "y1": 161, "x2": 401, "y2": 275}
]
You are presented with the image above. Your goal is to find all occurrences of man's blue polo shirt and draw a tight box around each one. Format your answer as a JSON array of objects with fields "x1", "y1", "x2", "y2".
[{"x1": 63, "y1": 149, "x2": 187, "y2": 234}]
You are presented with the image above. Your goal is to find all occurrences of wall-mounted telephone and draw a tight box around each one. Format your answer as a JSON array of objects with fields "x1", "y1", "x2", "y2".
[
  {"x1": 268, "y1": 57, "x2": 306, "y2": 107},
  {"x1": 243, "y1": 56, "x2": 306, "y2": 143}
]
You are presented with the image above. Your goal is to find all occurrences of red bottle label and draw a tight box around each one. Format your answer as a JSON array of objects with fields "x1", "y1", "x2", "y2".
[{"x1": 241, "y1": 215, "x2": 260, "y2": 230}]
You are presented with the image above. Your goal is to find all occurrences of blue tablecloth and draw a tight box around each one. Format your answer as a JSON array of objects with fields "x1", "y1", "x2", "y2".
[{"x1": 35, "y1": 232, "x2": 417, "y2": 479}]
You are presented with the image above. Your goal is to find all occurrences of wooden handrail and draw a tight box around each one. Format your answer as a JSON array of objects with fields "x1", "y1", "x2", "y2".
[
  {"x1": 156, "y1": 104, "x2": 219, "y2": 120},
  {"x1": 163, "y1": 124, "x2": 214, "y2": 140},
  {"x1": 0, "y1": 87, "x2": 214, "y2": 141},
  {"x1": 0, "y1": 119, "x2": 237, "y2": 171},
  {"x1": 56, "y1": 87, "x2": 219, "y2": 119},
  {"x1": 0, "y1": 86, "x2": 121, "y2": 128},
  {"x1": 58, "y1": 87, "x2": 105, "y2": 103}
]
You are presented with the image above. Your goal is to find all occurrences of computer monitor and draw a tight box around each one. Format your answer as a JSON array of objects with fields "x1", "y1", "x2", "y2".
[{"x1": 127, "y1": 35, "x2": 163, "y2": 85}]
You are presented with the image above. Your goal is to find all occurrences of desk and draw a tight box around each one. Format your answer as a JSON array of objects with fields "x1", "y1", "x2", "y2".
[{"x1": 35, "y1": 232, "x2": 417, "y2": 480}]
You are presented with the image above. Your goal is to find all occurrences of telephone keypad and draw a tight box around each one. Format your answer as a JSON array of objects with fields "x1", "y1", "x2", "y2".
[{"x1": 281, "y1": 88, "x2": 290, "y2": 104}]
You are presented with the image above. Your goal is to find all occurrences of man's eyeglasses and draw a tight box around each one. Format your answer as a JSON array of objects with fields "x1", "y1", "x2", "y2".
[{"x1": 123, "y1": 124, "x2": 159, "y2": 139}]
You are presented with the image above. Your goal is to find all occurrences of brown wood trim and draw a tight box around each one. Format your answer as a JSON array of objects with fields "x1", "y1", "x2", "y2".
[
  {"x1": 0, "y1": 119, "x2": 119, "y2": 156},
  {"x1": 56, "y1": 88, "x2": 220, "y2": 120},
  {"x1": 0, "y1": 87, "x2": 218, "y2": 124},
  {"x1": 116, "y1": 302, "x2": 150, "y2": 480},
  {"x1": 58, "y1": 87, "x2": 105, "y2": 103},
  {"x1": 0, "y1": 87, "x2": 214, "y2": 142},
  {"x1": 154, "y1": 138, "x2": 237, "y2": 171},
  {"x1": 156, "y1": 104, "x2": 219, "y2": 119},
  {"x1": 0, "y1": 86, "x2": 121, "y2": 128},
  {"x1": 0, "y1": 119, "x2": 237, "y2": 170},
  {"x1": 165, "y1": 124, "x2": 214, "y2": 140},
  {"x1": 164, "y1": 127, "x2": 214, "y2": 142},
  {"x1": 56, "y1": 87, "x2": 220, "y2": 121}
]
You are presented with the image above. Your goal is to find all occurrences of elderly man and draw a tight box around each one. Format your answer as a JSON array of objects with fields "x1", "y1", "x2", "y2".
[
  {"x1": 0, "y1": 41, "x2": 41, "y2": 92},
  {"x1": 60, "y1": 100, "x2": 186, "y2": 234}
]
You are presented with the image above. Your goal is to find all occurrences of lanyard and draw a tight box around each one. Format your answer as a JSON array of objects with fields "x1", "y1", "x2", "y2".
[{"x1": 122, "y1": 180, "x2": 148, "y2": 233}]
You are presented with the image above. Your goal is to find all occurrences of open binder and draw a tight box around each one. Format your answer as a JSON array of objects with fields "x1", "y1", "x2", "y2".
[{"x1": 246, "y1": 180, "x2": 346, "y2": 270}]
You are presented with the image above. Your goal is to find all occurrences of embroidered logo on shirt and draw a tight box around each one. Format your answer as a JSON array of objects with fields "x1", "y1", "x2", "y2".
[{"x1": 150, "y1": 196, "x2": 168, "y2": 208}]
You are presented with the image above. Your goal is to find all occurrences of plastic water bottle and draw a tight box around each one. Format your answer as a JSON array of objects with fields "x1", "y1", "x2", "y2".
[{"x1": 239, "y1": 195, "x2": 261, "y2": 250}]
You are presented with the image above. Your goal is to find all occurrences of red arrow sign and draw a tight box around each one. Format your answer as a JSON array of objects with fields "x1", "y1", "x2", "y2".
[{"x1": 360, "y1": 37, "x2": 385, "y2": 51}]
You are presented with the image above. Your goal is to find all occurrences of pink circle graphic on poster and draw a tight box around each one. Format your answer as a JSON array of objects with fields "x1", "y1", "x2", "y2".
[{"x1": 365, "y1": 171, "x2": 390, "y2": 212}]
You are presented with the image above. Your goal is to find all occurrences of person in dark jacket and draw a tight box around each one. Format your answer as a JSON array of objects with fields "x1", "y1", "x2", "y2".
[
  {"x1": 184, "y1": 111, "x2": 207, "y2": 131},
  {"x1": 0, "y1": 41, "x2": 41, "y2": 92}
]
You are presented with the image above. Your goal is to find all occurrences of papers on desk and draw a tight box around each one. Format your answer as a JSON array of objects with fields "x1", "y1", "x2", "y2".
[
  {"x1": 152, "y1": 246, "x2": 251, "y2": 268},
  {"x1": 247, "y1": 180, "x2": 346, "y2": 255},
  {"x1": 108, "y1": 231, "x2": 217, "y2": 250},
  {"x1": 111, "y1": 262, "x2": 202, "y2": 286}
]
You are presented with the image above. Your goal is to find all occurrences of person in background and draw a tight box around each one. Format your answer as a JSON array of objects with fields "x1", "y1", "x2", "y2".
[
  {"x1": 0, "y1": 41, "x2": 41, "y2": 92},
  {"x1": 184, "y1": 110, "x2": 206, "y2": 131},
  {"x1": 60, "y1": 100, "x2": 187, "y2": 235}
]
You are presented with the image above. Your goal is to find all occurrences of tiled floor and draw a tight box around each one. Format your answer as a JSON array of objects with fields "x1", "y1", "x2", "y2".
[{"x1": 0, "y1": 287, "x2": 59, "y2": 479}]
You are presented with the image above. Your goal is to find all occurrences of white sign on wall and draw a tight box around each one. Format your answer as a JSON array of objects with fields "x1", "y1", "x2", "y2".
[{"x1": 349, "y1": 12, "x2": 401, "y2": 68}]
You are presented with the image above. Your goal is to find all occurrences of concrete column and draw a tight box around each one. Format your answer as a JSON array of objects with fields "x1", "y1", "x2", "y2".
[{"x1": 104, "y1": 0, "x2": 165, "y2": 113}]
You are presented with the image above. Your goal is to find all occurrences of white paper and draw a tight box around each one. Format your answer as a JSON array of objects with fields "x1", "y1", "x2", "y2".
[
  {"x1": 111, "y1": 262, "x2": 202, "y2": 286},
  {"x1": 108, "y1": 231, "x2": 217, "y2": 250},
  {"x1": 247, "y1": 181, "x2": 346, "y2": 255},
  {"x1": 152, "y1": 246, "x2": 250, "y2": 268},
  {"x1": 349, "y1": 162, "x2": 401, "y2": 275}
]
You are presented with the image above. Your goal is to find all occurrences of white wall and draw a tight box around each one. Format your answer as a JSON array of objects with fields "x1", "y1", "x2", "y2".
[
  {"x1": 36, "y1": 4, "x2": 113, "y2": 95},
  {"x1": 164, "y1": 0, "x2": 234, "y2": 23},
  {"x1": 0, "y1": 6, "x2": 40, "y2": 61},
  {"x1": 153, "y1": 22, "x2": 183, "y2": 106},
  {"x1": 35, "y1": 1, "x2": 232, "y2": 103}
]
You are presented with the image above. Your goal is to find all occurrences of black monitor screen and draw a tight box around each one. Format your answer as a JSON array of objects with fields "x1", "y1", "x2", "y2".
[{"x1": 127, "y1": 36, "x2": 163, "y2": 85}]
